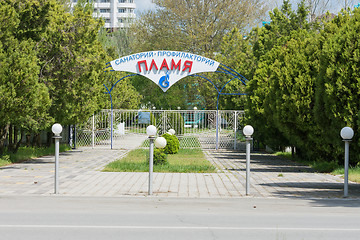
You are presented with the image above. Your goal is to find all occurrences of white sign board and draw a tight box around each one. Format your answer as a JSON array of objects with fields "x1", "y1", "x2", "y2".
[{"x1": 110, "y1": 50, "x2": 220, "y2": 92}]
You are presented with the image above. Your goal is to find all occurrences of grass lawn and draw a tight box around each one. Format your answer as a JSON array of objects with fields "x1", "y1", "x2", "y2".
[
  {"x1": 275, "y1": 151, "x2": 360, "y2": 183},
  {"x1": 332, "y1": 167, "x2": 360, "y2": 183},
  {"x1": 0, "y1": 144, "x2": 71, "y2": 167},
  {"x1": 103, "y1": 148, "x2": 216, "y2": 173}
]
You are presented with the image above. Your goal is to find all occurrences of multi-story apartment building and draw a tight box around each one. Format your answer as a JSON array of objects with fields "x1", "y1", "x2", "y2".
[{"x1": 71, "y1": 0, "x2": 136, "y2": 30}]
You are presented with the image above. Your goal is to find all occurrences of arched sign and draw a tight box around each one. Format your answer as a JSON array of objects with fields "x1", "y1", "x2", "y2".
[
  {"x1": 104, "y1": 50, "x2": 248, "y2": 150},
  {"x1": 108, "y1": 50, "x2": 220, "y2": 92}
]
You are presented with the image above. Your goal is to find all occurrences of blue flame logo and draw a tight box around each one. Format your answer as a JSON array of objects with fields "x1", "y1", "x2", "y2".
[{"x1": 159, "y1": 71, "x2": 170, "y2": 88}]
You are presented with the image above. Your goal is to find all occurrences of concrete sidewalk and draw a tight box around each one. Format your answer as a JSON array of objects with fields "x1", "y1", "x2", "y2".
[{"x1": 0, "y1": 148, "x2": 359, "y2": 199}]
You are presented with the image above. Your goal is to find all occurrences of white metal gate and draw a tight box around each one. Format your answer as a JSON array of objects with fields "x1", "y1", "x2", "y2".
[{"x1": 76, "y1": 110, "x2": 246, "y2": 150}]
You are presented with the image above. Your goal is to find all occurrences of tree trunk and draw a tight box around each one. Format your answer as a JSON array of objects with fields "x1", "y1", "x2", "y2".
[
  {"x1": 8, "y1": 125, "x2": 13, "y2": 150},
  {"x1": 12, "y1": 131, "x2": 24, "y2": 154},
  {"x1": 26, "y1": 134, "x2": 31, "y2": 147},
  {"x1": 0, "y1": 124, "x2": 10, "y2": 154},
  {"x1": 31, "y1": 133, "x2": 41, "y2": 147}
]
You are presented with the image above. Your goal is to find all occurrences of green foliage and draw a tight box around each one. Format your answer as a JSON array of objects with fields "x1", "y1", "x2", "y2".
[
  {"x1": 311, "y1": 161, "x2": 340, "y2": 173},
  {"x1": 314, "y1": 8, "x2": 360, "y2": 164},
  {"x1": 0, "y1": 144, "x2": 71, "y2": 167},
  {"x1": 130, "y1": 75, "x2": 189, "y2": 110},
  {"x1": 0, "y1": 154, "x2": 11, "y2": 167},
  {"x1": 216, "y1": 28, "x2": 253, "y2": 110},
  {"x1": 241, "y1": 2, "x2": 360, "y2": 165},
  {"x1": 153, "y1": 148, "x2": 168, "y2": 165},
  {"x1": 332, "y1": 167, "x2": 360, "y2": 183},
  {"x1": 0, "y1": 0, "x2": 54, "y2": 152},
  {"x1": 38, "y1": 0, "x2": 108, "y2": 125},
  {"x1": 129, "y1": 0, "x2": 267, "y2": 110},
  {"x1": 101, "y1": 75, "x2": 142, "y2": 110},
  {"x1": 245, "y1": 0, "x2": 327, "y2": 157},
  {"x1": 0, "y1": 0, "x2": 142, "y2": 153},
  {"x1": 162, "y1": 133, "x2": 180, "y2": 154}
]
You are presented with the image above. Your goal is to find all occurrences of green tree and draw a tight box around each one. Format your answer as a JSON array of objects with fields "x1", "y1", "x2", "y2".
[
  {"x1": 101, "y1": 74, "x2": 142, "y2": 110},
  {"x1": 131, "y1": 0, "x2": 267, "y2": 56},
  {"x1": 99, "y1": 27, "x2": 133, "y2": 59},
  {"x1": 266, "y1": 29, "x2": 322, "y2": 159},
  {"x1": 0, "y1": 0, "x2": 52, "y2": 153},
  {"x1": 246, "y1": 0, "x2": 313, "y2": 149},
  {"x1": 315, "y1": 8, "x2": 360, "y2": 164},
  {"x1": 128, "y1": 0, "x2": 268, "y2": 110},
  {"x1": 37, "y1": 0, "x2": 108, "y2": 125},
  {"x1": 216, "y1": 28, "x2": 255, "y2": 110}
]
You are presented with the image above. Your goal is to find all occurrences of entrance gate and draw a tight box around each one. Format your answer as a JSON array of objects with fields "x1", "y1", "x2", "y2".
[{"x1": 76, "y1": 109, "x2": 245, "y2": 150}]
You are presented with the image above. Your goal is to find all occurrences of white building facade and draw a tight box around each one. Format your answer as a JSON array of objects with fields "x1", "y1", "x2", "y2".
[{"x1": 72, "y1": 0, "x2": 136, "y2": 30}]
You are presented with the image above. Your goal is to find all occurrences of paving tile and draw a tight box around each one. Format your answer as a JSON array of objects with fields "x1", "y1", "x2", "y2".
[{"x1": 1, "y1": 148, "x2": 360, "y2": 199}]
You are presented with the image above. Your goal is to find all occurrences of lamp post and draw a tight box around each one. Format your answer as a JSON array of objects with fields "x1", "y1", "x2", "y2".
[
  {"x1": 146, "y1": 125, "x2": 156, "y2": 195},
  {"x1": 243, "y1": 125, "x2": 254, "y2": 196},
  {"x1": 146, "y1": 125, "x2": 167, "y2": 195},
  {"x1": 340, "y1": 126, "x2": 354, "y2": 198},
  {"x1": 52, "y1": 123, "x2": 63, "y2": 194}
]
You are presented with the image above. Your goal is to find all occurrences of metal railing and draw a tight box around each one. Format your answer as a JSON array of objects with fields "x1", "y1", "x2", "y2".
[{"x1": 76, "y1": 109, "x2": 246, "y2": 150}]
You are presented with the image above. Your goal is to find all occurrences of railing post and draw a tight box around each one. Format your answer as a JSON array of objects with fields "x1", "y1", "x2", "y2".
[
  {"x1": 110, "y1": 109, "x2": 113, "y2": 149},
  {"x1": 234, "y1": 111, "x2": 237, "y2": 150},
  {"x1": 216, "y1": 110, "x2": 219, "y2": 150},
  {"x1": 92, "y1": 114, "x2": 95, "y2": 149},
  {"x1": 162, "y1": 110, "x2": 167, "y2": 135}
]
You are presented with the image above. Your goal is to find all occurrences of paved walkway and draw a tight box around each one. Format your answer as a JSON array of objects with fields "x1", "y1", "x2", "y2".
[{"x1": 0, "y1": 148, "x2": 359, "y2": 199}]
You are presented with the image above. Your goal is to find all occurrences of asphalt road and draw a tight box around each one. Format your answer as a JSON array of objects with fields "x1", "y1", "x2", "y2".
[{"x1": 0, "y1": 196, "x2": 359, "y2": 240}]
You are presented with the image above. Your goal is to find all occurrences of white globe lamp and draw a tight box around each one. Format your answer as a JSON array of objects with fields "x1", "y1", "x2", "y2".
[
  {"x1": 155, "y1": 137, "x2": 167, "y2": 149},
  {"x1": 168, "y1": 129, "x2": 176, "y2": 135},
  {"x1": 340, "y1": 127, "x2": 354, "y2": 140},
  {"x1": 146, "y1": 125, "x2": 157, "y2": 137},
  {"x1": 52, "y1": 123, "x2": 63, "y2": 136},
  {"x1": 243, "y1": 125, "x2": 254, "y2": 137}
]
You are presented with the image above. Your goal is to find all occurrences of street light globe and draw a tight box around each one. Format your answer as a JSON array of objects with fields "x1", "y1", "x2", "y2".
[
  {"x1": 52, "y1": 123, "x2": 63, "y2": 136},
  {"x1": 243, "y1": 125, "x2": 254, "y2": 137},
  {"x1": 168, "y1": 129, "x2": 176, "y2": 135},
  {"x1": 146, "y1": 125, "x2": 157, "y2": 137},
  {"x1": 155, "y1": 137, "x2": 167, "y2": 148},
  {"x1": 340, "y1": 127, "x2": 354, "y2": 140},
  {"x1": 193, "y1": 107, "x2": 197, "y2": 110}
]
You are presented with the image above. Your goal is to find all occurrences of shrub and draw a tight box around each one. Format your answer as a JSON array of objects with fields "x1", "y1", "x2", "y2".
[
  {"x1": 311, "y1": 161, "x2": 340, "y2": 173},
  {"x1": 153, "y1": 148, "x2": 168, "y2": 165},
  {"x1": 162, "y1": 133, "x2": 180, "y2": 154},
  {"x1": 0, "y1": 154, "x2": 11, "y2": 167}
]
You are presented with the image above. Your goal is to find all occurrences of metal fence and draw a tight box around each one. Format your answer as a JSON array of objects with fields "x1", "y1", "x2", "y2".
[{"x1": 76, "y1": 109, "x2": 246, "y2": 150}]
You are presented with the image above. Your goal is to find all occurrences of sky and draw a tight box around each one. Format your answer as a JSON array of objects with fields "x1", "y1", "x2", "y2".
[
  {"x1": 134, "y1": 0, "x2": 155, "y2": 15},
  {"x1": 133, "y1": 0, "x2": 358, "y2": 16}
]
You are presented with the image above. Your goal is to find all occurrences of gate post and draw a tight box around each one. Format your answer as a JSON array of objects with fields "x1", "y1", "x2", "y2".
[
  {"x1": 92, "y1": 114, "x2": 95, "y2": 149},
  {"x1": 234, "y1": 111, "x2": 238, "y2": 150},
  {"x1": 216, "y1": 110, "x2": 219, "y2": 150},
  {"x1": 110, "y1": 109, "x2": 113, "y2": 149},
  {"x1": 162, "y1": 110, "x2": 167, "y2": 135}
]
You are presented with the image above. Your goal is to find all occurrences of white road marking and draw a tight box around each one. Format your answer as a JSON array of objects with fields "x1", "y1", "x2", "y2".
[{"x1": 0, "y1": 225, "x2": 359, "y2": 231}]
